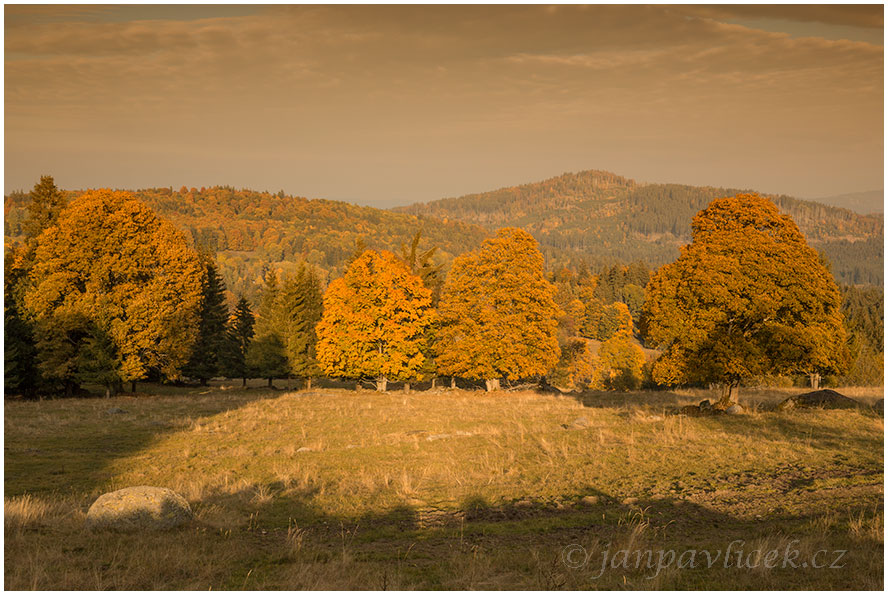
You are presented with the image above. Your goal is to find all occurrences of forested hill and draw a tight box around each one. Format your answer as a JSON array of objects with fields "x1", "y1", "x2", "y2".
[
  {"x1": 396, "y1": 170, "x2": 883, "y2": 285},
  {"x1": 4, "y1": 186, "x2": 490, "y2": 302}
]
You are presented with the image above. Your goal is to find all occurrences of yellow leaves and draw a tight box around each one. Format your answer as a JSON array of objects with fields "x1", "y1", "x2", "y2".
[
  {"x1": 644, "y1": 193, "x2": 849, "y2": 385},
  {"x1": 24, "y1": 189, "x2": 204, "y2": 383},
  {"x1": 436, "y1": 228, "x2": 560, "y2": 381},
  {"x1": 316, "y1": 250, "x2": 433, "y2": 382}
]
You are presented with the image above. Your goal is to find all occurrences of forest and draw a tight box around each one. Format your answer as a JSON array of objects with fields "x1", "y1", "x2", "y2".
[
  {"x1": 4, "y1": 177, "x2": 883, "y2": 399},
  {"x1": 397, "y1": 170, "x2": 884, "y2": 285}
]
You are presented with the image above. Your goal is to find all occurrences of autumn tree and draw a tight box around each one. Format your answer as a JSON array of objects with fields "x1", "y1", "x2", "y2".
[
  {"x1": 596, "y1": 335, "x2": 646, "y2": 391},
  {"x1": 24, "y1": 189, "x2": 203, "y2": 394},
  {"x1": 223, "y1": 296, "x2": 256, "y2": 386},
  {"x1": 183, "y1": 257, "x2": 230, "y2": 385},
  {"x1": 316, "y1": 250, "x2": 433, "y2": 391},
  {"x1": 436, "y1": 228, "x2": 561, "y2": 391},
  {"x1": 643, "y1": 193, "x2": 849, "y2": 404}
]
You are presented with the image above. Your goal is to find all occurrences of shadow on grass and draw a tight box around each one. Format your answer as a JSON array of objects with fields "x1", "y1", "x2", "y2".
[
  {"x1": 3, "y1": 385, "x2": 285, "y2": 497},
  {"x1": 191, "y1": 483, "x2": 883, "y2": 589}
]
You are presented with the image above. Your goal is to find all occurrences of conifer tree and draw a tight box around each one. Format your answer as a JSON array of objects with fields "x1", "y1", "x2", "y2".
[
  {"x1": 183, "y1": 258, "x2": 230, "y2": 385},
  {"x1": 224, "y1": 296, "x2": 255, "y2": 387},
  {"x1": 436, "y1": 228, "x2": 561, "y2": 391},
  {"x1": 23, "y1": 175, "x2": 67, "y2": 240},
  {"x1": 643, "y1": 193, "x2": 849, "y2": 404},
  {"x1": 24, "y1": 189, "x2": 203, "y2": 394},
  {"x1": 247, "y1": 269, "x2": 288, "y2": 387},
  {"x1": 279, "y1": 264, "x2": 324, "y2": 388},
  {"x1": 316, "y1": 250, "x2": 433, "y2": 391}
]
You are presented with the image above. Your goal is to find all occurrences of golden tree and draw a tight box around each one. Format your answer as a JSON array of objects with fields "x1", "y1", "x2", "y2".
[
  {"x1": 24, "y1": 189, "x2": 203, "y2": 393},
  {"x1": 436, "y1": 228, "x2": 561, "y2": 391},
  {"x1": 316, "y1": 250, "x2": 433, "y2": 391},
  {"x1": 643, "y1": 193, "x2": 849, "y2": 404}
]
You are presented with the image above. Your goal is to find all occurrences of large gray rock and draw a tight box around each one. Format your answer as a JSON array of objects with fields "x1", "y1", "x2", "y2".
[
  {"x1": 777, "y1": 389, "x2": 860, "y2": 412},
  {"x1": 725, "y1": 404, "x2": 745, "y2": 415},
  {"x1": 86, "y1": 486, "x2": 192, "y2": 531}
]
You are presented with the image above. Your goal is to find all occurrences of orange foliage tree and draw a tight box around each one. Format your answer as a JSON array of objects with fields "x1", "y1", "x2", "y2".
[
  {"x1": 436, "y1": 228, "x2": 561, "y2": 391},
  {"x1": 315, "y1": 250, "x2": 433, "y2": 391},
  {"x1": 24, "y1": 189, "x2": 203, "y2": 394},
  {"x1": 643, "y1": 193, "x2": 849, "y2": 403}
]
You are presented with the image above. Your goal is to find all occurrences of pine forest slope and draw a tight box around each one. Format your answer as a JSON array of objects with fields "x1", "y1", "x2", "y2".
[{"x1": 396, "y1": 170, "x2": 883, "y2": 285}]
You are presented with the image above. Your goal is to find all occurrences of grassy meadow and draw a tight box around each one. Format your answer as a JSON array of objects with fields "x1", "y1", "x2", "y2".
[{"x1": 4, "y1": 383, "x2": 883, "y2": 589}]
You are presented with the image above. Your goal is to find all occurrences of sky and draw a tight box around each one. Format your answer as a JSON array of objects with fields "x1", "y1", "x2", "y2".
[{"x1": 4, "y1": 4, "x2": 884, "y2": 207}]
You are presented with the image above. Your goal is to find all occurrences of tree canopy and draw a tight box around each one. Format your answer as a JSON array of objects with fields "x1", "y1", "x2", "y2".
[
  {"x1": 23, "y1": 189, "x2": 204, "y2": 390},
  {"x1": 643, "y1": 193, "x2": 849, "y2": 401},
  {"x1": 316, "y1": 249, "x2": 433, "y2": 391},
  {"x1": 436, "y1": 228, "x2": 561, "y2": 390}
]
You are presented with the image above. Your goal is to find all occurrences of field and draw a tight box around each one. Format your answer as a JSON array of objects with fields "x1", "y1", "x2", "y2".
[{"x1": 4, "y1": 383, "x2": 883, "y2": 589}]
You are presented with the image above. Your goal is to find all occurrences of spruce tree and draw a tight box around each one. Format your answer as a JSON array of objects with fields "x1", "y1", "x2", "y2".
[
  {"x1": 279, "y1": 264, "x2": 324, "y2": 388},
  {"x1": 247, "y1": 269, "x2": 288, "y2": 387},
  {"x1": 183, "y1": 258, "x2": 230, "y2": 385},
  {"x1": 224, "y1": 296, "x2": 255, "y2": 387}
]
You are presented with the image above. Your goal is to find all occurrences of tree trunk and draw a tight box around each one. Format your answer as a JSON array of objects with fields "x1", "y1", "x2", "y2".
[
  {"x1": 267, "y1": 377, "x2": 273, "y2": 388},
  {"x1": 809, "y1": 373, "x2": 821, "y2": 390},
  {"x1": 242, "y1": 376, "x2": 247, "y2": 388},
  {"x1": 376, "y1": 376, "x2": 388, "y2": 392},
  {"x1": 485, "y1": 378, "x2": 501, "y2": 392},
  {"x1": 719, "y1": 381, "x2": 739, "y2": 406},
  {"x1": 450, "y1": 377, "x2": 457, "y2": 389},
  {"x1": 64, "y1": 381, "x2": 74, "y2": 398},
  {"x1": 305, "y1": 377, "x2": 312, "y2": 390},
  {"x1": 431, "y1": 377, "x2": 437, "y2": 389},
  {"x1": 200, "y1": 377, "x2": 208, "y2": 387},
  {"x1": 287, "y1": 375, "x2": 291, "y2": 391},
  {"x1": 104, "y1": 386, "x2": 111, "y2": 399},
  {"x1": 131, "y1": 380, "x2": 136, "y2": 394},
  {"x1": 404, "y1": 382, "x2": 410, "y2": 394}
]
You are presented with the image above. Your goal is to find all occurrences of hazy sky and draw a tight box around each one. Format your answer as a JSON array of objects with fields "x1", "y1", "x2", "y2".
[{"x1": 5, "y1": 4, "x2": 884, "y2": 207}]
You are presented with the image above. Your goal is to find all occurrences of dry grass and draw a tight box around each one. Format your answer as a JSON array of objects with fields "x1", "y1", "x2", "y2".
[{"x1": 4, "y1": 383, "x2": 883, "y2": 589}]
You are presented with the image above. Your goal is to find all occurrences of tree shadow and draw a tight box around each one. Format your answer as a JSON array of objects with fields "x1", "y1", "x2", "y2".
[{"x1": 3, "y1": 385, "x2": 286, "y2": 497}]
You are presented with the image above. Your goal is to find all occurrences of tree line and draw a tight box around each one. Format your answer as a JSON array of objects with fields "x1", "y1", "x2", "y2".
[{"x1": 4, "y1": 178, "x2": 881, "y2": 399}]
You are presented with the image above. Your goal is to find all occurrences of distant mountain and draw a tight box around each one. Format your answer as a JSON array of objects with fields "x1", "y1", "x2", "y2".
[
  {"x1": 396, "y1": 170, "x2": 883, "y2": 286},
  {"x1": 807, "y1": 190, "x2": 883, "y2": 215}
]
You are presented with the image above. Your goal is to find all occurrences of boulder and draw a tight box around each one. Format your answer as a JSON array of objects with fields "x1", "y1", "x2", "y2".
[
  {"x1": 777, "y1": 389, "x2": 860, "y2": 412},
  {"x1": 725, "y1": 404, "x2": 745, "y2": 415},
  {"x1": 86, "y1": 486, "x2": 192, "y2": 531}
]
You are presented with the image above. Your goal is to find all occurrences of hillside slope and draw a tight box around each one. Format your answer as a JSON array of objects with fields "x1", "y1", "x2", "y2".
[
  {"x1": 397, "y1": 170, "x2": 883, "y2": 285},
  {"x1": 4, "y1": 186, "x2": 490, "y2": 302}
]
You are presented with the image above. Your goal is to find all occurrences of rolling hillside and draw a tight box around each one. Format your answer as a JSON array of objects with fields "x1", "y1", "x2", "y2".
[
  {"x1": 397, "y1": 170, "x2": 883, "y2": 285},
  {"x1": 4, "y1": 186, "x2": 490, "y2": 303}
]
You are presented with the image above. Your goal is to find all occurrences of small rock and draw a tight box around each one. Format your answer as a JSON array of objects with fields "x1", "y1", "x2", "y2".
[
  {"x1": 581, "y1": 495, "x2": 600, "y2": 506},
  {"x1": 296, "y1": 447, "x2": 313, "y2": 453},
  {"x1": 622, "y1": 497, "x2": 639, "y2": 505},
  {"x1": 571, "y1": 416, "x2": 590, "y2": 428},
  {"x1": 86, "y1": 486, "x2": 192, "y2": 531},
  {"x1": 725, "y1": 404, "x2": 745, "y2": 415},
  {"x1": 106, "y1": 407, "x2": 128, "y2": 415},
  {"x1": 346, "y1": 444, "x2": 359, "y2": 449}
]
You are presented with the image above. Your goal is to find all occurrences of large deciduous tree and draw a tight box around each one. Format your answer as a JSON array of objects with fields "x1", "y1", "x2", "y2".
[
  {"x1": 436, "y1": 228, "x2": 561, "y2": 391},
  {"x1": 643, "y1": 193, "x2": 849, "y2": 404},
  {"x1": 316, "y1": 249, "x2": 433, "y2": 391},
  {"x1": 24, "y1": 189, "x2": 204, "y2": 394}
]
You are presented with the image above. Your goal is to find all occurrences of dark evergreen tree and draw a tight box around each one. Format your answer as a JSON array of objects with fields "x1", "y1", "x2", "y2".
[
  {"x1": 23, "y1": 175, "x2": 66, "y2": 240},
  {"x1": 224, "y1": 296, "x2": 255, "y2": 387},
  {"x1": 246, "y1": 333, "x2": 288, "y2": 388},
  {"x1": 279, "y1": 264, "x2": 324, "y2": 388},
  {"x1": 183, "y1": 258, "x2": 231, "y2": 385}
]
